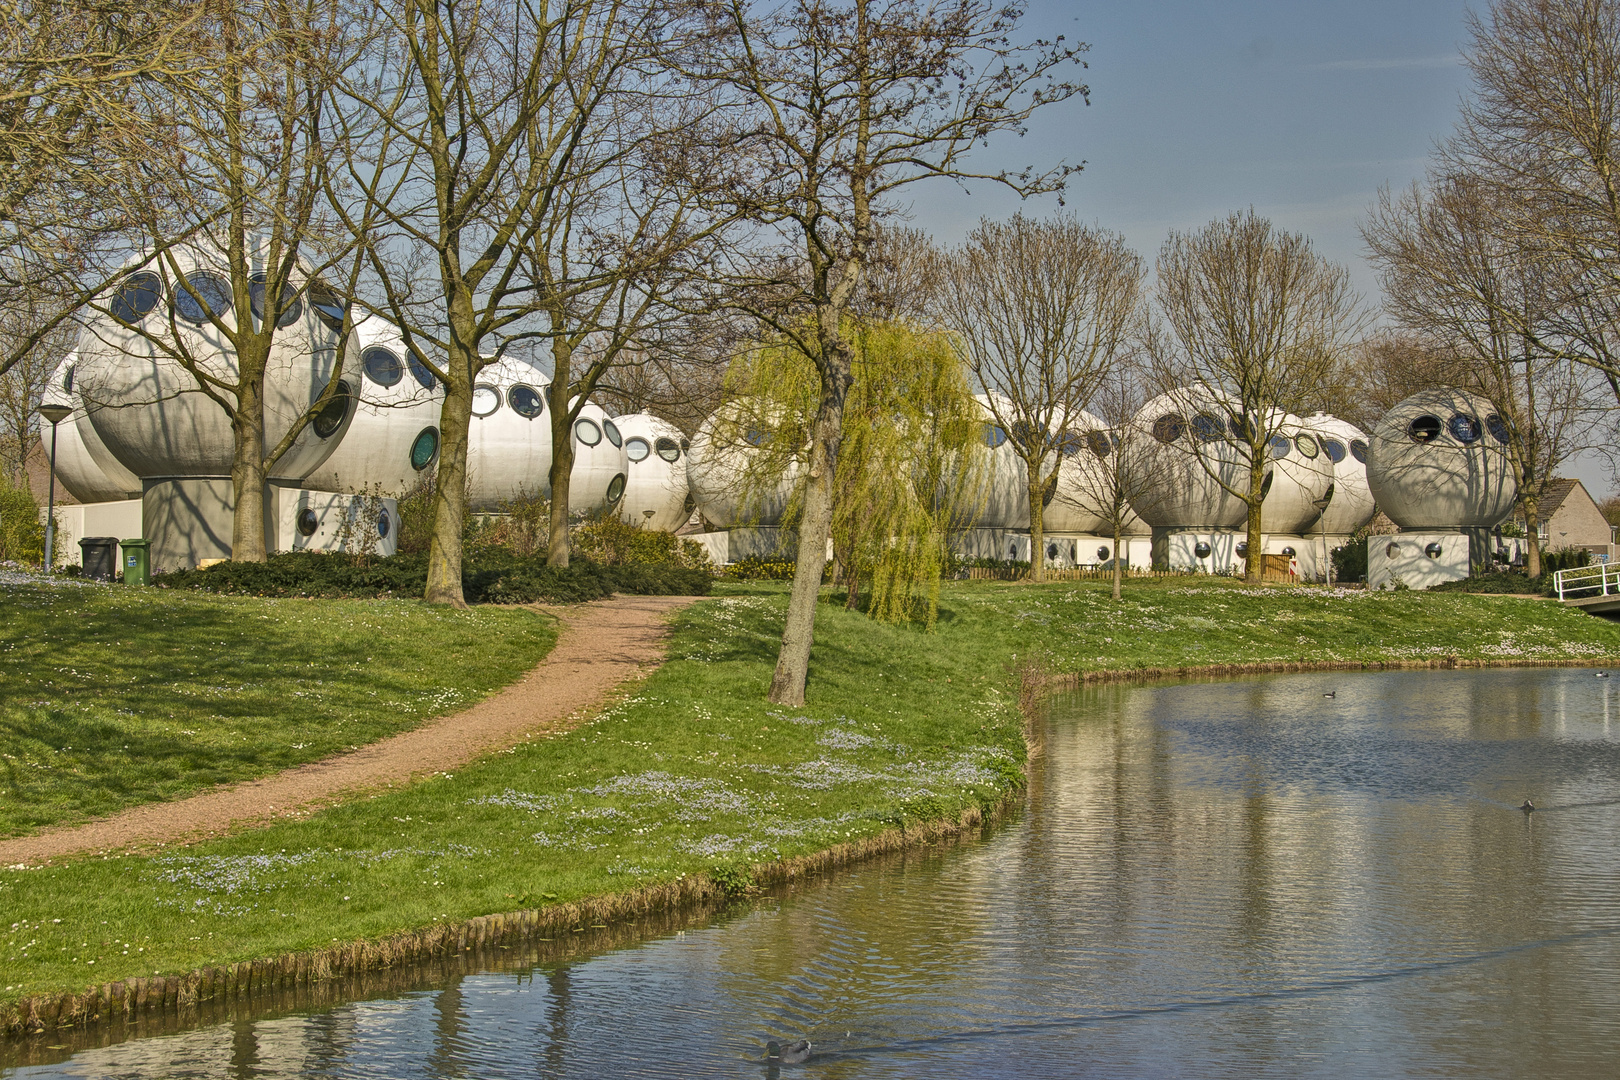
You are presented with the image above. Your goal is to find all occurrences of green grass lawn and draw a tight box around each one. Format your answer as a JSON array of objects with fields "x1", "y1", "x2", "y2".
[
  {"x1": 0, "y1": 581, "x2": 557, "y2": 837},
  {"x1": 5, "y1": 577, "x2": 1620, "y2": 1008}
]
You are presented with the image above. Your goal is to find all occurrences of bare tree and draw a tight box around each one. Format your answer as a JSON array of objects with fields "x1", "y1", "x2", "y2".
[
  {"x1": 706, "y1": 0, "x2": 1087, "y2": 704},
  {"x1": 0, "y1": 310, "x2": 74, "y2": 482},
  {"x1": 1153, "y1": 210, "x2": 1361, "y2": 585},
  {"x1": 1363, "y1": 174, "x2": 1607, "y2": 576},
  {"x1": 937, "y1": 214, "x2": 1143, "y2": 583},
  {"x1": 80, "y1": 0, "x2": 366, "y2": 562}
]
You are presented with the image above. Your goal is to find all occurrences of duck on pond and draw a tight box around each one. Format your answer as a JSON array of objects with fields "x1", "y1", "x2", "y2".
[
  {"x1": 1521, "y1": 800, "x2": 1535, "y2": 812},
  {"x1": 767, "y1": 1040, "x2": 812, "y2": 1064}
]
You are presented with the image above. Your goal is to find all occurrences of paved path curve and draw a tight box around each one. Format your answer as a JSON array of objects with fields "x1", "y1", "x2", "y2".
[{"x1": 0, "y1": 594, "x2": 698, "y2": 866}]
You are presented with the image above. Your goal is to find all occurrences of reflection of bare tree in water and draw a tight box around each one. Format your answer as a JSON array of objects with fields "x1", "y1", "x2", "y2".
[
  {"x1": 541, "y1": 965, "x2": 572, "y2": 1079},
  {"x1": 430, "y1": 974, "x2": 469, "y2": 1078},
  {"x1": 228, "y1": 1017, "x2": 259, "y2": 1080}
]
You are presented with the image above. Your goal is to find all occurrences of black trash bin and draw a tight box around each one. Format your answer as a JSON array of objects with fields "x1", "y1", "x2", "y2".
[{"x1": 79, "y1": 536, "x2": 120, "y2": 581}]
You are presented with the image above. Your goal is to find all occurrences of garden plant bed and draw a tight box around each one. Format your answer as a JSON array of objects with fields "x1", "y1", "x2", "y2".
[{"x1": 7, "y1": 577, "x2": 1620, "y2": 1035}]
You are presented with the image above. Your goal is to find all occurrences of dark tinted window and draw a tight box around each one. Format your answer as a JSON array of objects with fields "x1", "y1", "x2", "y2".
[
  {"x1": 1322, "y1": 438, "x2": 1347, "y2": 463},
  {"x1": 362, "y1": 346, "x2": 403, "y2": 387},
  {"x1": 307, "y1": 283, "x2": 348, "y2": 333},
  {"x1": 1151, "y1": 414, "x2": 1185, "y2": 444},
  {"x1": 1350, "y1": 439, "x2": 1368, "y2": 464},
  {"x1": 111, "y1": 272, "x2": 162, "y2": 323},
  {"x1": 1408, "y1": 415, "x2": 1442, "y2": 443},
  {"x1": 377, "y1": 509, "x2": 391, "y2": 539},
  {"x1": 606, "y1": 473, "x2": 626, "y2": 503},
  {"x1": 312, "y1": 381, "x2": 351, "y2": 439},
  {"x1": 296, "y1": 507, "x2": 319, "y2": 536},
  {"x1": 1448, "y1": 414, "x2": 1482, "y2": 443},
  {"x1": 410, "y1": 427, "x2": 439, "y2": 471},
  {"x1": 1268, "y1": 435, "x2": 1292, "y2": 459},
  {"x1": 408, "y1": 353, "x2": 436, "y2": 390},
  {"x1": 1054, "y1": 430, "x2": 1084, "y2": 457},
  {"x1": 248, "y1": 273, "x2": 302, "y2": 329},
  {"x1": 1486, "y1": 413, "x2": 1511, "y2": 444},
  {"x1": 172, "y1": 272, "x2": 232, "y2": 326},
  {"x1": 1295, "y1": 433, "x2": 1319, "y2": 458},
  {"x1": 1191, "y1": 414, "x2": 1224, "y2": 442},
  {"x1": 509, "y1": 384, "x2": 543, "y2": 418},
  {"x1": 655, "y1": 436, "x2": 681, "y2": 462},
  {"x1": 603, "y1": 419, "x2": 622, "y2": 447},
  {"x1": 982, "y1": 424, "x2": 1008, "y2": 448}
]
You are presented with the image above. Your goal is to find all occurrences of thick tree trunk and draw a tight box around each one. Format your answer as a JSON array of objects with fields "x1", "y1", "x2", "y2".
[
  {"x1": 769, "y1": 345, "x2": 851, "y2": 706},
  {"x1": 546, "y1": 374, "x2": 574, "y2": 568},
  {"x1": 425, "y1": 363, "x2": 472, "y2": 607},
  {"x1": 1523, "y1": 494, "x2": 1542, "y2": 578},
  {"x1": 1027, "y1": 463, "x2": 1045, "y2": 583},
  {"x1": 1245, "y1": 457, "x2": 1265, "y2": 585},
  {"x1": 1111, "y1": 518, "x2": 1123, "y2": 601},
  {"x1": 229, "y1": 365, "x2": 268, "y2": 563}
]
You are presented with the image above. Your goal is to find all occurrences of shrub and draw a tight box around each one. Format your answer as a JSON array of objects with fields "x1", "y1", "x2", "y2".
[
  {"x1": 1542, "y1": 546, "x2": 1593, "y2": 575},
  {"x1": 0, "y1": 473, "x2": 44, "y2": 567},
  {"x1": 722, "y1": 554, "x2": 798, "y2": 580},
  {"x1": 572, "y1": 515, "x2": 715, "y2": 572},
  {"x1": 1331, "y1": 537, "x2": 1367, "y2": 584}
]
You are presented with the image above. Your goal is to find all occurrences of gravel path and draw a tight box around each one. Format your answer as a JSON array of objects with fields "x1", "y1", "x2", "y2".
[{"x1": 0, "y1": 594, "x2": 699, "y2": 866}]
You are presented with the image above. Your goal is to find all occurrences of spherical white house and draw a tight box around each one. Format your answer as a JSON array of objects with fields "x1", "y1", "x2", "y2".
[
  {"x1": 1045, "y1": 410, "x2": 1142, "y2": 535},
  {"x1": 969, "y1": 394, "x2": 1039, "y2": 529},
  {"x1": 616, "y1": 413, "x2": 691, "y2": 531},
  {"x1": 1122, "y1": 388, "x2": 1250, "y2": 529},
  {"x1": 1303, "y1": 413, "x2": 1376, "y2": 536},
  {"x1": 40, "y1": 353, "x2": 142, "y2": 503},
  {"x1": 1258, "y1": 413, "x2": 1335, "y2": 535},
  {"x1": 686, "y1": 402, "x2": 797, "y2": 528},
  {"x1": 464, "y1": 355, "x2": 554, "y2": 510},
  {"x1": 301, "y1": 317, "x2": 445, "y2": 496},
  {"x1": 567, "y1": 401, "x2": 630, "y2": 513},
  {"x1": 73, "y1": 250, "x2": 355, "y2": 483},
  {"x1": 1366, "y1": 387, "x2": 1517, "y2": 529}
]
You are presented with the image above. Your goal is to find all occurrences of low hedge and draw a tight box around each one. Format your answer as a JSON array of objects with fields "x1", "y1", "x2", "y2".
[{"x1": 154, "y1": 551, "x2": 711, "y2": 602}]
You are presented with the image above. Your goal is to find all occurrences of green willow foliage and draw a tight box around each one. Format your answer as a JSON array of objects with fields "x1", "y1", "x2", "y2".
[{"x1": 722, "y1": 320, "x2": 985, "y2": 628}]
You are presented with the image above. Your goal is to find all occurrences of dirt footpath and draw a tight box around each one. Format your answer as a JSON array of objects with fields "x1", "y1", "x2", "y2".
[{"x1": 0, "y1": 594, "x2": 698, "y2": 866}]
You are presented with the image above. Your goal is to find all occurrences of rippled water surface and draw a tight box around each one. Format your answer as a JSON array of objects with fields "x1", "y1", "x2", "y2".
[{"x1": 12, "y1": 668, "x2": 1620, "y2": 1078}]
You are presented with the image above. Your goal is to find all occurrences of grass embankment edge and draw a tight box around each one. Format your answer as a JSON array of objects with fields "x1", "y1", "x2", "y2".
[{"x1": 2, "y1": 797, "x2": 1017, "y2": 1038}]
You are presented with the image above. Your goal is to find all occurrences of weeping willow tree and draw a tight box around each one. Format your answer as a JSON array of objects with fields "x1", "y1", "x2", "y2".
[{"x1": 719, "y1": 319, "x2": 984, "y2": 627}]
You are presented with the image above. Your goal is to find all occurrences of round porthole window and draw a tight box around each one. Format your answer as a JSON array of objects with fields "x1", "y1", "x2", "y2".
[
  {"x1": 1194, "y1": 541, "x2": 1212, "y2": 559},
  {"x1": 1260, "y1": 471, "x2": 1274, "y2": 498},
  {"x1": 1236, "y1": 541, "x2": 1249, "y2": 558},
  {"x1": 1281, "y1": 546, "x2": 1296, "y2": 557},
  {"x1": 1268, "y1": 435, "x2": 1292, "y2": 459},
  {"x1": 1152, "y1": 414, "x2": 1186, "y2": 444},
  {"x1": 172, "y1": 272, "x2": 232, "y2": 326},
  {"x1": 1350, "y1": 439, "x2": 1369, "y2": 464},
  {"x1": 1192, "y1": 414, "x2": 1224, "y2": 442},
  {"x1": 509, "y1": 384, "x2": 543, "y2": 418},
  {"x1": 362, "y1": 346, "x2": 403, "y2": 387},
  {"x1": 110, "y1": 271, "x2": 162, "y2": 324},
  {"x1": 983, "y1": 423, "x2": 1008, "y2": 448},
  {"x1": 1486, "y1": 413, "x2": 1510, "y2": 444},
  {"x1": 1046, "y1": 543, "x2": 1059, "y2": 560},
  {"x1": 1097, "y1": 545, "x2": 1111, "y2": 561},
  {"x1": 655, "y1": 436, "x2": 681, "y2": 463},
  {"x1": 1425, "y1": 542, "x2": 1443, "y2": 559},
  {"x1": 297, "y1": 507, "x2": 319, "y2": 536},
  {"x1": 1386, "y1": 542, "x2": 1402, "y2": 558},
  {"x1": 626, "y1": 437, "x2": 651, "y2": 462},
  {"x1": 62, "y1": 365, "x2": 73, "y2": 392},
  {"x1": 1448, "y1": 414, "x2": 1482, "y2": 444},
  {"x1": 603, "y1": 418, "x2": 623, "y2": 448},
  {"x1": 407, "y1": 353, "x2": 436, "y2": 390},
  {"x1": 307, "y1": 283, "x2": 347, "y2": 334},
  {"x1": 312, "y1": 381, "x2": 351, "y2": 439},
  {"x1": 1054, "y1": 430, "x2": 1084, "y2": 456},
  {"x1": 377, "y1": 509, "x2": 391, "y2": 539},
  {"x1": 576, "y1": 418, "x2": 602, "y2": 446},
  {"x1": 472, "y1": 383, "x2": 501, "y2": 417},
  {"x1": 1295, "y1": 434, "x2": 1319, "y2": 458},
  {"x1": 606, "y1": 473, "x2": 626, "y2": 503},
  {"x1": 248, "y1": 273, "x2": 303, "y2": 329},
  {"x1": 1087, "y1": 430, "x2": 1114, "y2": 458},
  {"x1": 410, "y1": 426, "x2": 439, "y2": 471},
  {"x1": 1408, "y1": 415, "x2": 1442, "y2": 443},
  {"x1": 1322, "y1": 438, "x2": 1346, "y2": 463}
]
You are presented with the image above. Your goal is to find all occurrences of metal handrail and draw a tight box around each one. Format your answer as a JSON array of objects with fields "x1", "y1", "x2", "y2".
[{"x1": 1553, "y1": 561, "x2": 1620, "y2": 600}]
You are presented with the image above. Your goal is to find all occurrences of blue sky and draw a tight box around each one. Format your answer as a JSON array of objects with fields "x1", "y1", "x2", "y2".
[{"x1": 910, "y1": 1, "x2": 1617, "y2": 497}]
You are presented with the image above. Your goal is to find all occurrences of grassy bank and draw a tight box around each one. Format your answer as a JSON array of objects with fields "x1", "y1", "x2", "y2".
[
  {"x1": 7, "y1": 577, "x2": 1620, "y2": 1027},
  {"x1": 0, "y1": 581, "x2": 557, "y2": 836}
]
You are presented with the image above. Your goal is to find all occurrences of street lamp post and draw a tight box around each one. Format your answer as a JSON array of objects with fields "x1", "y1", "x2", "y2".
[{"x1": 37, "y1": 402, "x2": 72, "y2": 574}]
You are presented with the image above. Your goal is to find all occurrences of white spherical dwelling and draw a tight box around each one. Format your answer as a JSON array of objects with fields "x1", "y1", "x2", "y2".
[
  {"x1": 969, "y1": 395, "x2": 1039, "y2": 529},
  {"x1": 1258, "y1": 413, "x2": 1335, "y2": 535},
  {"x1": 73, "y1": 250, "x2": 355, "y2": 483},
  {"x1": 40, "y1": 354, "x2": 142, "y2": 503},
  {"x1": 616, "y1": 413, "x2": 691, "y2": 531},
  {"x1": 686, "y1": 402, "x2": 797, "y2": 528},
  {"x1": 1045, "y1": 411, "x2": 1148, "y2": 535},
  {"x1": 1366, "y1": 387, "x2": 1517, "y2": 528},
  {"x1": 1302, "y1": 413, "x2": 1377, "y2": 536},
  {"x1": 567, "y1": 401, "x2": 629, "y2": 513},
  {"x1": 301, "y1": 317, "x2": 445, "y2": 496},
  {"x1": 464, "y1": 355, "x2": 554, "y2": 510},
  {"x1": 1122, "y1": 388, "x2": 1250, "y2": 529}
]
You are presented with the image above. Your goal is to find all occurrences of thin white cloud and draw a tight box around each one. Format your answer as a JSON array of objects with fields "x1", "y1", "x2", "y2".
[{"x1": 1312, "y1": 55, "x2": 1461, "y2": 71}]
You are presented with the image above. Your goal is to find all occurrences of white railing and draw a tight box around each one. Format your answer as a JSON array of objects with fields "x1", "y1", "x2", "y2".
[{"x1": 1553, "y1": 561, "x2": 1620, "y2": 600}]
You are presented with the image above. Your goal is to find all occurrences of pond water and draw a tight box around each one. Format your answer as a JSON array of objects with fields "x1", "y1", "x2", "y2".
[{"x1": 9, "y1": 668, "x2": 1620, "y2": 1079}]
